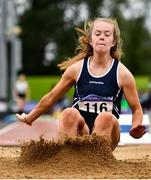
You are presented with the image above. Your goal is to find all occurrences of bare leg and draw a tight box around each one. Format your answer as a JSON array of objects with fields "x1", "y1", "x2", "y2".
[
  {"x1": 59, "y1": 107, "x2": 89, "y2": 137},
  {"x1": 16, "y1": 97, "x2": 26, "y2": 113},
  {"x1": 92, "y1": 112, "x2": 120, "y2": 151}
]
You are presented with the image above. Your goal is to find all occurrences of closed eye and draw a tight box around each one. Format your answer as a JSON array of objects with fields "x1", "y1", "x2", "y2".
[
  {"x1": 95, "y1": 32, "x2": 101, "y2": 36},
  {"x1": 105, "y1": 31, "x2": 112, "y2": 36},
  {"x1": 94, "y1": 31, "x2": 112, "y2": 37}
]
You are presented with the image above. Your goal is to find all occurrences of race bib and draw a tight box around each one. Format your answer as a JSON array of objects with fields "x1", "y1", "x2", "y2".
[
  {"x1": 76, "y1": 94, "x2": 113, "y2": 114},
  {"x1": 78, "y1": 100, "x2": 113, "y2": 114}
]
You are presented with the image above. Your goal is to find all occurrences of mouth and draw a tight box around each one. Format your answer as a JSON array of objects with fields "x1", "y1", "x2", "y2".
[{"x1": 97, "y1": 44, "x2": 105, "y2": 46}]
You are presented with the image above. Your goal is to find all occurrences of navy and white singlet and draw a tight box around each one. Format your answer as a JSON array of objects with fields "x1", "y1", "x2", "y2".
[{"x1": 72, "y1": 57, "x2": 123, "y2": 133}]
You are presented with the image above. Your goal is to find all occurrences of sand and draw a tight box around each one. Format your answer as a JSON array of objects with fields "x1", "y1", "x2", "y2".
[{"x1": 0, "y1": 134, "x2": 151, "y2": 179}]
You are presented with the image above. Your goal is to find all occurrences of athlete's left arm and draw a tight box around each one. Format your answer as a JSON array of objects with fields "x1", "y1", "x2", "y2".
[{"x1": 119, "y1": 64, "x2": 146, "y2": 139}]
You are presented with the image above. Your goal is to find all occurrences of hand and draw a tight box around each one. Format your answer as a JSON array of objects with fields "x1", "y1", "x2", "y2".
[
  {"x1": 16, "y1": 113, "x2": 32, "y2": 126},
  {"x1": 129, "y1": 125, "x2": 146, "y2": 139}
]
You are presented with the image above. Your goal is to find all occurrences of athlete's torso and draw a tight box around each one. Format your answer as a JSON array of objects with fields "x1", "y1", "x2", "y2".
[
  {"x1": 73, "y1": 57, "x2": 123, "y2": 118},
  {"x1": 15, "y1": 81, "x2": 28, "y2": 96}
]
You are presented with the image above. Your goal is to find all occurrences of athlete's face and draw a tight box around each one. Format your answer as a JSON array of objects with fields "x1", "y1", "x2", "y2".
[{"x1": 90, "y1": 20, "x2": 115, "y2": 55}]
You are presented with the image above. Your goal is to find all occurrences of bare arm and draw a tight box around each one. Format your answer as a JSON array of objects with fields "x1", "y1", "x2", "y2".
[
  {"x1": 119, "y1": 63, "x2": 146, "y2": 138},
  {"x1": 16, "y1": 66, "x2": 76, "y2": 124}
]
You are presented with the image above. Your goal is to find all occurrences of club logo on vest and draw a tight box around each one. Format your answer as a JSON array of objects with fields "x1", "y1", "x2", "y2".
[{"x1": 89, "y1": 81, "x2": 104, "y2": 85}]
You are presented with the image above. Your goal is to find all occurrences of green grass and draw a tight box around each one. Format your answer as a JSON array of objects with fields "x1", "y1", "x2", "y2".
[
  {"x1": 135, "y1": 75, "x2": 149, "y2": 92},
  {"x1": 27, "y1": 75, "x2": 150, "y2": 101},
  {"x1": 27, "y1": 76, "x2": 74, "y2": 101}
]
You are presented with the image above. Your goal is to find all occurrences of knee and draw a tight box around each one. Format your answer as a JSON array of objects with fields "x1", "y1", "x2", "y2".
[
  {"x1": 61, "y1": 108, "x2": 78, "y2": 118},
  {"x1": 95, "y1": 112, "x2": 116, "y2": 126},
  {"x1": 101, "y1": 112, "x2": 115, "y2": 120},
  {"x1": 61, "y1": 108, "x2": 79, "y2": 126}
]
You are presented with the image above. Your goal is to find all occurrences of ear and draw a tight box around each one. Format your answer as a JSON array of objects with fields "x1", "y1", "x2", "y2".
[
  {"x1": 89, "y1": 42, "x2": 92, "y2": 46},
  {"x1": 111, "y1": 40, "x2": 116, "y2": 47},
  {"x1": 89, "y1": 38, "x2": 92, "y2": 46}
]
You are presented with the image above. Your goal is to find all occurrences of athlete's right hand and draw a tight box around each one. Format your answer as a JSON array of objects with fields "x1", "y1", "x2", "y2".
[{"x1": 16, "y1": 113, "x2": 32, "y2": 126}]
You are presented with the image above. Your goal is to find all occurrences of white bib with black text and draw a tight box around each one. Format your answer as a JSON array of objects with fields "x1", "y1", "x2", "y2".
[{"x1": 78, "y1": 94, "x2": 113, "y2": 114}]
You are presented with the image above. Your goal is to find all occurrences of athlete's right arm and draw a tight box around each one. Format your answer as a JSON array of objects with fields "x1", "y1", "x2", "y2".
[{"x1": 16, "y1": 65, "x2": 78, "y2": 125}]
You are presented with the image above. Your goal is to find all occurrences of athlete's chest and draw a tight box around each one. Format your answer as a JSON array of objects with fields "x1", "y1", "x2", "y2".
[{"x1": 77, "y1": 77, "x2": 116, "y2": 96}]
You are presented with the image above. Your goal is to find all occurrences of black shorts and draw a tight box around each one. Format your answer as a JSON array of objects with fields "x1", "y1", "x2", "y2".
[{"x1": 79, "y1": 110, "x2": 98, "y2": 134}]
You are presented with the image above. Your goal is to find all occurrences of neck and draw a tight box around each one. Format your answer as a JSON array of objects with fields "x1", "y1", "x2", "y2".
[{"x1": 90, "y1": 54, "x2": 112, "y2": 66}]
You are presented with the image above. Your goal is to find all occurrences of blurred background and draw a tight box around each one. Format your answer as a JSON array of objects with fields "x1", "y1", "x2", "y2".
[{"x1": 0, "y1": 0, "x2": 151, "y2": 123}]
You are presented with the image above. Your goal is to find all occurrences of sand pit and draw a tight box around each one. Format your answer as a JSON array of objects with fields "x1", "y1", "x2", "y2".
[{"x1": 0, "y1": 134, "x2": 151, "y2": 179}]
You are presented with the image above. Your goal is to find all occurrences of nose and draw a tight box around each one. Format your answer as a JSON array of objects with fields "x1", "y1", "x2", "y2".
[{"x1": 99, "y1": 33, "x2": 104, "y2": 39}]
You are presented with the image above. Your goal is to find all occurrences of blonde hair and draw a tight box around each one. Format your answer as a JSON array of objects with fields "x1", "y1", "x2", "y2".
[{"x1": 58, "y1": 17, "x2": 123, "y2": 71}]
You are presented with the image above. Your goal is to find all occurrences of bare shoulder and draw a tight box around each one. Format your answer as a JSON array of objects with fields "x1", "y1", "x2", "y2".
[
  {"x1": 63, "y1": 59, "x2": 84, "y2": 81},
  {"x1": 70, "y1": 59, "x2": 84, "y2": 72},
  {"x1": 118, "y1": 62, "x2": 135, "y2": 88}
]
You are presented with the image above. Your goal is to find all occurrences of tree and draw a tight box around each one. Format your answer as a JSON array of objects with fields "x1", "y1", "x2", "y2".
[
  {"x1": 19, "y1": 0, "x2": 151, "y2": 75},
  {"x1": 123, "y1": 17, "x2": 151, "y2": 75}
]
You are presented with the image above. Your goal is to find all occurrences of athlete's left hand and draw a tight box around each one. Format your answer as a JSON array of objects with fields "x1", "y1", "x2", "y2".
[{"x1": 129, "y1": 125, "x2": 146, "y2": 139}]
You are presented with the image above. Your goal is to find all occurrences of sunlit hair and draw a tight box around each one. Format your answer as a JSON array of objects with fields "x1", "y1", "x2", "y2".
[{"x1": 58, "y1": 17, "x2": 123, "y2": 71}]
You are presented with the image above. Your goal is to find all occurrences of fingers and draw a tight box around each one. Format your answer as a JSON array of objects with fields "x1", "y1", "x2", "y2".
[
  {"x1": 16, "y1": 113, "x2": 26, "y2": 122},
  {"x1": 16, "y1": 113, "x2": 32, "y2": 126},
  {"x1": 136, "y1": 125, "x2": 146, "y2": 136},
  {"x1": 129, "y1": 125, "x2": 146, "y2": 139}
]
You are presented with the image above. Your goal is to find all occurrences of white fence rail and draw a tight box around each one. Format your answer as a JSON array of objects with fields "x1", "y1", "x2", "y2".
[{"x1": 119, "y1": 114, "x2": 151, "y2": 145}]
